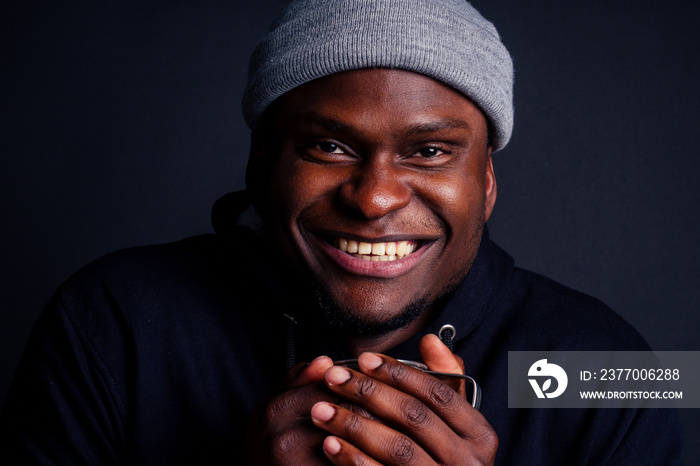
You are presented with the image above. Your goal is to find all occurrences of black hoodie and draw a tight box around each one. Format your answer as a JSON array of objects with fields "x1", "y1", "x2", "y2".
[{"x1": 0, "y1": 191, "x2": 684, "y2": 464}]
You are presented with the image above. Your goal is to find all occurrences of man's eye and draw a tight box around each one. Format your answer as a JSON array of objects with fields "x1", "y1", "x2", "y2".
[
  {"x1": 418, "y1": 147, "x2": 444, "y2": 157},
  {"x1": 318, "y1": 142, "x2": 344, "y2": 154}
]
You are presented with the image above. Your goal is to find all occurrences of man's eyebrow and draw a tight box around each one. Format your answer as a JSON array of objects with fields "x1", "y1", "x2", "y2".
[
  {"x1": 294, "y1": 112, "x2": 471, "y2": 137},
  {"x1": 296, "y1": 112, "x2": 350, "y2": 131},
  {"x1": 403, "y1": 119, "x2": 471, "y2": 137}
]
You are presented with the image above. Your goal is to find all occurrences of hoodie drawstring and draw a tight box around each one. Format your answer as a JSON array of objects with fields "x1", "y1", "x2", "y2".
[
  {"x1": 283, "y1": 314, "x2": 297, "y2": 369},
  {"x1": 438, "y1": 324, "x2": 456, "y2": 352}
]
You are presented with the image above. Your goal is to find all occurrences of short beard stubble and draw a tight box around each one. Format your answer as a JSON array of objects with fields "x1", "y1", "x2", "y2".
[
  {"x1": 314, "y1": 287, "x2": 429, "y2": 336},
  {"x1": 313, "y1": 266, "x2": 468, "y2": 337}
]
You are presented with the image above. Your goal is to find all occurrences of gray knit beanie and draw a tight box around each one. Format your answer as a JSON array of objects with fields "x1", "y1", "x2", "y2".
[{"x1": 242, "y1": 0, "x2": 514, "y2": 151}]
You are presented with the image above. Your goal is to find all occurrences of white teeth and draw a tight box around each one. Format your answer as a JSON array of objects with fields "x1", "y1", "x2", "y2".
[
  {"x1": 358, "y1": 242, "x2": 372, "y2": 255},
  {"x1": 336, "y1": 238, "x2": 418, "y2": 260},
  {"x1": 371, "y1": 242, "x2": 386, "y2": 256},
  {"x1": 396, "y1": 241, "x2": 407, "y2": 257}
]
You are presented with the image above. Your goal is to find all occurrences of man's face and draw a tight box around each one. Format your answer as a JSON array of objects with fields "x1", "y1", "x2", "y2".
[{"x1": 251, "y1": 69, "x2": 496, "y2": 333}]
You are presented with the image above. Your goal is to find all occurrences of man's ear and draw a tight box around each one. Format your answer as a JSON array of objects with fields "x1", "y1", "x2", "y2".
[{"x1": 484, "y1": 147, "x2": 497, "y2": 222}]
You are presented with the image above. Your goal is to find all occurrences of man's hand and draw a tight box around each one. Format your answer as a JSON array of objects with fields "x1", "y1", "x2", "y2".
[
  {"x1": 310, "y1": 335, "x2": 498, "y2": 465},
  {"x1": 247, "y1": 355, "x2": 337, "y2": 465}
]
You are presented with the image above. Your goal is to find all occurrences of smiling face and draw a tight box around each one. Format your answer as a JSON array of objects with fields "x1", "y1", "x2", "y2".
[{"x1": 249, "y1": 69, "x2": 496, "y2": 338}]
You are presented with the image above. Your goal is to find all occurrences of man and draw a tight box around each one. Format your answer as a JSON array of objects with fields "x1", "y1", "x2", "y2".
[{"x1": 0, "y1": 0, "x2": 684, "y2": 464}]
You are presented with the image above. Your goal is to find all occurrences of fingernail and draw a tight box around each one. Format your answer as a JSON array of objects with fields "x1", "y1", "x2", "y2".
[
  {"x1": 358, "y1": 352, "x2": 383, "y2": 371},
  {"x1": 310, "y1": 355, "x2": 331, "y2": 366},
  {"x1": 311, "y1": 402, "x2": 335, "y2": 422},
  {"x1": 325, "y1": 366, "x2": 351, "y2": 385},
  {"x1": 324, "y1": 436, "x2": 341, "y2": 455}
]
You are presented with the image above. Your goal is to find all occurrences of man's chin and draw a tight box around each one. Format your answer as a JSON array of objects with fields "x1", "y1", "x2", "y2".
[{"x1": 313, "y1": 287, "x2": 428, "y2": 337}]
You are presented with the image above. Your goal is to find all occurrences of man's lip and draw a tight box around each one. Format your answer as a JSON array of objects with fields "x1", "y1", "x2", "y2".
[{"x1": 309, "y1": 232, "x2": 436, "y2": 279}]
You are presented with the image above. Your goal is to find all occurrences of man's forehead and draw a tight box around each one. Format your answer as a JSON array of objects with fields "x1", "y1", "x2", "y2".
[{"x1": 270, "y1": 69, "x2": 487, "y2": 131}]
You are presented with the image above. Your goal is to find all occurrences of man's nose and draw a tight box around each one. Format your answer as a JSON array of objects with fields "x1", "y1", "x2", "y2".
[{"x1": 337, "y1": 159, "x2": 411, "y2": 220}]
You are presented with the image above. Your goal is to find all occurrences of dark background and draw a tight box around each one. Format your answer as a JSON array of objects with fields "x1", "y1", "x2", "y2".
[{"x1": 2, "y1": 0, "x2": 698, "y2": 462}]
